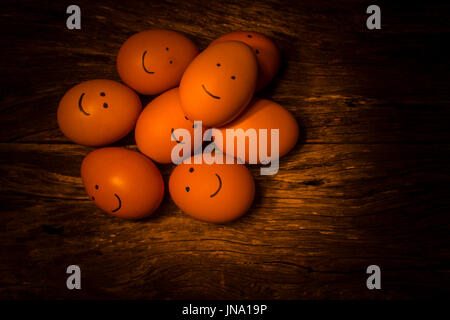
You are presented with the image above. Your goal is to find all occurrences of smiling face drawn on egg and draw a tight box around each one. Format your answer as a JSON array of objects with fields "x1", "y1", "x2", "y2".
[
  {"x1": 81, "y1": 147, "x2": 165, "y2": 220},
  {"x1": 141, "y1": 46, "x2": 173, "y2": 74},
  {"x1": 209, "y1": 31, "x2": 281, "y2": 91},
  {"x1": 184, "y1": 167, "x2": 223, "y2": 198},
  {"x1": 179, "y1": 41, "x2": 258, "y2": 127},
  {"x1": 117, "y1": 30, "x2": 198, "y2": 95},
  {"x1": 57, "y1": 79, "x2": 141, "y2": 147},
  {"x1": 78, "y1": 91, "x2": 109, "y2": 116},
  {"x1": 200, "y1": 63, "x2": 239, "y2": 101},
  {"x1": 90, "y1": 184, "x2": 122, "y2": 213},
  {"x1": 168, "y1": 154, "x2": 255, "y2": 223}
]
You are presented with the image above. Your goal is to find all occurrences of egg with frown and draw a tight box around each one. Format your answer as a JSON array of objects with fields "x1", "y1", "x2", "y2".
[
  {"x1": 57, "y1": 79, "x2": 141, "y2": 146},
  {"x1": 169, "y1": 154, "x2": 255, "y2": 223},
  {"x1": 179, "y1": 41, "x2": 258, "y2": 127},
  {"x1": 81, "y1": 147, "x2": 164, "y2": 219}
]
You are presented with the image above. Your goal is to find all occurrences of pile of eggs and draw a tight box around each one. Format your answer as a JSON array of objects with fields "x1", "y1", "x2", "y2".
[{"x1": 57, "y1": 30, "x2": 299, "y2": 223}]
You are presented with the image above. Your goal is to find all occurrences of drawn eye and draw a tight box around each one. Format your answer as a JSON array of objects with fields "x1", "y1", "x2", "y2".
[
  {"x1": 166, "y1": 47, "x2": 169, "y2": 51},
  {"x1": 186, "y1": 187, "x2": 190, "y2": 192},
  {"x1": 184, "y1": 116, "x2": 189, "y2": 120},
  {"x1": 247, "y1": 34, "x2": 252, "y2": 38},
  {"x1": 217, "y1": 63, "x2": 221, "y2": 67},
  {"x1": 231, "y1": 76, "x2": 236, "y2": 80},
  {"x1": 169, "y1": 60, "x2": 173, "y2": 64},
  {"x1": 103, "y1": 103, "x2": 108, "y2": 108},
  {"x1": 100, "y1": 92, "x2": 105, "y2": 96},
  {"x1": 189, "y1": 167, "x2": 194, "y2": 173},
  {"x1": 255, "y1": 49, "x2": 259, "y2": 54},
  {"x1": 95, "y1": 185, "x2": 99, "y2": 189}
]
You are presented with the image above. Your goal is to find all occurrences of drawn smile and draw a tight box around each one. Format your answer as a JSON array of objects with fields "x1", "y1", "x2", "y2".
[
  {"x1": 202, "y1": 84, "x2": 220, "y2": 99},
  {"x1": 78, "y1": 93, "x2": 90, "y2": 116},
  {"x1": 112, "y1": 193, "x2": 122, "y2": 212},
  {"x1": 210, "y1": 173, "x2": 222, "y2": 198},
  {"x1": 142, "y1": 51, "x2": 155, "y2": 74},
  {"x1": 171, "y1": 128, "x2": 184, "y2": 144}
]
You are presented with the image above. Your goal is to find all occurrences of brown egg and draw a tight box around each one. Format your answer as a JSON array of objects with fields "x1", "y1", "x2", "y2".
[
  {"x1": 117, "y1": 30, "x2": 198, "y2": 95},
  {"x1": 214, "y1": 98, "x2": 299, "y2": 163},
  {"x1": 179, "y1": 41, "x2": 258, "y2": 127},
  {"x1": 169, "y1": 154, "x2": 255, "y2": 223},
  {"x1": 210, "y1": 31, "x2": 281, "y2": 91},
  {"x1": 57, "y1": 80, "x2": 142, "y2": 146},
  {"x1": 81, "y1": 147, "x2": 164, "y2": 219},
  {"x1": 135, "y1": 88, "x2": 207, "y2": 164}
]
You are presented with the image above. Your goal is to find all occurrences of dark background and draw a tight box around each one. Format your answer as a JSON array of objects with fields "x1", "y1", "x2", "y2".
[{"x1": 1, "y1": 0, "x2": 449, "y2": 299}]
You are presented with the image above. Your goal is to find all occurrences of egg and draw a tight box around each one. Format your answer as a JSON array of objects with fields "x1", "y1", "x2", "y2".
[
  {"x1": 179, "y1": 41, "x2": 258, "y2": 127},
  {"x1": 214, "y1": 98, "x2": 299, "y2": 163},
  {"x1": 81, "y1": 147, "x2": 164, "y2": 219},
  {"x1": 135, "y1": 87, "x2": 206, "y2": 164},
  {"x1": 117, "y1": 29, "x2": 199, "y2": 95},
  {"x1": 57, "y1": 79, "x2": 142, "y2": 146},
  {"x1": 210, "y1": 31, "x2": 281, "y2": 91},
  {"x1": 169, "y1": 154, "x2": 255, "y2": 223}
]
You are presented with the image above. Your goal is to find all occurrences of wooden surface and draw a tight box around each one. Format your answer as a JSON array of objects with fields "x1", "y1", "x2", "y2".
[{"x1": 1, "y1": 0, "x2": 450, "y2": 299}]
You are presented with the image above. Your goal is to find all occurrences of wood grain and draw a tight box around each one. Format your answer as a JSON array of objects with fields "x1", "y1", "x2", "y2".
[{"x1": 1, "y1": 0, "x2": 449, "y2": 299}]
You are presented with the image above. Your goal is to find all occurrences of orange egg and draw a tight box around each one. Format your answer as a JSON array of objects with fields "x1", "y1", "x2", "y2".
[
  {"x1": 117, "y1": 30, "x2": 199, "y2": 95},
  {"x1": 214, "y1": 98, "x2": 299, "y2": 163},
  {"x1": 57, "y1": 79, "x2": 142, "y2": 146},
  {"x1": 135, "y1": 87, "x2": 207, "y2": 164},
  {"x1": 169, "y1": 154, "x2": 255, "y2": 223},
  {"x1": 179, "y1": 41, "x2": 258, "y2": 127},
  {"x1": 81, "y1": 147, "x2": 164, "y2": 219},
  {"x1": 210, "y1": 31, "x2": 281, "y2": 91}
]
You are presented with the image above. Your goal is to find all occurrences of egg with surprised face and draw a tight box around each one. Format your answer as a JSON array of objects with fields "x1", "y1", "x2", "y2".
[
  {"x1": 135, "y1": 87, "x2": 207, "y2": 164},
  {"x1": 169, "y1": 154, "x2": 255, "y2": 223},
  {"x1": 57, "y1": 79, "x2": 142, "y2": 146},
  {"x1": 117, "y1": 29, "x2": 199, "y2": 95},
  {"x1": 179, "y1": 41, "x2": 258, "y2": 127},
  {"x1": 81, "y1": 147, "x2": 164, "y2": 220},
  {"x1": 210, "y1": 31, "x2": 281, "y2": 91}
]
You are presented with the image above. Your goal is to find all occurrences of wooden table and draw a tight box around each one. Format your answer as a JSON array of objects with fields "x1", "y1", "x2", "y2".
[{"x1": 1, "y1": 0, "x2": 449, "y2": 299}]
